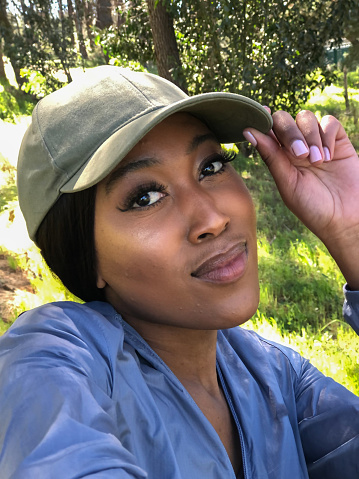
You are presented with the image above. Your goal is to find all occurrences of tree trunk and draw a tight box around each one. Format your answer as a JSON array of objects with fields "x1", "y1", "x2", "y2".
[
  {"x1": 146, "y1": 0, "x2": 187, "y2": 93},
  {"x1": 74, "y1": 0, "x2": 88, "y2": 59},
  {"x1": 84, "y1": 0, "x2": 95, "y2": 49},
  {"x1": 96, "y1": 0, "x2": 112, "y2": 29},
  {"x1": 0, "y1": 41, "x2": 6, "y2": 80},
  {"x1": 115, "y1": 0, "x2": 126, "y2": 28},
  {"x1": 0, "y1": 0, "x2": 24, "y2": 87},
  {"x1": 343, "y1": 65, "x2": 350, "y2": 113},
  {"x1": 67, "y1": 0, "x2": 76, "y2": 48}
]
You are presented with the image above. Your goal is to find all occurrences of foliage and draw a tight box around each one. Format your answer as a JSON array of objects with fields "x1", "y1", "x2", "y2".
[
  {"x1": 95, "y1": 1, "x2": 154, "y2": 68},
  {"x1": 108, "y1": 58, "x2": 148, "y2": 72},
  {"x1": 342, "y1": 69, "x2": 359, "y2": 89},
  {"x1": 15, "y1": 246, "x2": 81, "y2": 306},
  {"x1": 2, "y1": 0, "x2": 77, "y2": 94},
  {"x1": 0, "y1": 153, "x2": 17, "y2": 212},
  {"x1": 0, "y1": 79, "x2": 34, "y2": 121},
  {"x1": 305, "y1": 82, "x2": 359, "y2": 150},
  {"x1": 0, "y1": 80, "x2": 20, "y2": 121},
  {"x1": 20, "y1": 68, "x2": 58, "y2": 98},
  {"x1": 1, "y1": 0, "x2": 357, "y2": 114},
  {"x1": 341, "y1": 2, "x2": 359, "y2": 69},
  {"x1": 0, "y1": 244, "x2": 80, "y2": 330},
  {"x1": 97, "y1": 0, "x2": 353, "y2": 115},
  {"x1": 0, "y1": 318, "x2": 11, "y2": 335}
]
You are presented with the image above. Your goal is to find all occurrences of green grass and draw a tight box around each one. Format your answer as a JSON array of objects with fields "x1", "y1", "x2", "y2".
[
  {"x1": 304, "y1": 81, "x2": 359, "y2": 151},
  {"x1": 242, "y1": 315, "x2": 359, "y2": 394},
  {"x1": 0, "y1": 79, "x2": 34, "y2": 122},
  {"x1": 0, "y1": 77, "x2": 358, "y2": 395},
  {"x1": 0, "y1": 154, "x2": 17, "y2": 214},
  {"x1": 234, "y1": 153, "x2": 345, "y2": 335}
]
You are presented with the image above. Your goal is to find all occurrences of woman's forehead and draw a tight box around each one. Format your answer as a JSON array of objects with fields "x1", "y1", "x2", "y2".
[
  {"x1": 129, "y1": 112, "x2": 219, "y2": 154},
  {"x1": 100, "y1": 114, "x2": 221, "y2": 191}
]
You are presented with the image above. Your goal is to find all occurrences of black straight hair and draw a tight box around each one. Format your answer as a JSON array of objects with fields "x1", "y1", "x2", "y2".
[{"x1": 36, "y1": 186, "x2": 106, "y2": 303}]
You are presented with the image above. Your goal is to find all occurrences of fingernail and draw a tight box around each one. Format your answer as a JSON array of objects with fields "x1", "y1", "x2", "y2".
[
  {"x1": 309, "y1": 145, "x2": 323, "y2": 163},
  {"x1": 291, "y1": 140, "x2": 309, "y2": 157},
  {"x1": 243, "y1": 130, "x2": 257, "y2": 147},
  {"x1": 323, "y1": 146, "x2": 331, "y2": 162}
]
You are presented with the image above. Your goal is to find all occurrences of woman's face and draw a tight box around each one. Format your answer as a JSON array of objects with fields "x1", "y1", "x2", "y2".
[{"x1": 95, "y1": 113, "x2": 259, "y2": 331}]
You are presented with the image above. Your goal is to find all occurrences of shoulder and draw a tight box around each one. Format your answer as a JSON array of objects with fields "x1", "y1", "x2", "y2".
[
  {"x1": 0, "y1": 301, "x2": 124, "y2": 394},
  {"x1": 220, "y1": 326, "x2": 306, "y2": 379},
  {"x1": 2, "y1": 300, "x2": 123, "y2": 348}
]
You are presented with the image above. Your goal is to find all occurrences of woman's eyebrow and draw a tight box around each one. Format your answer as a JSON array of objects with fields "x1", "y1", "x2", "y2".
[
  {"x1": 186, "y1": 132, "x2": 220, "y2": 154},
  {"x1": 105, "y1": 157, "x2": 160, "y2": 194},
  {"x1": 105, "y1": 132, "x2": 219, "y2": 194}
]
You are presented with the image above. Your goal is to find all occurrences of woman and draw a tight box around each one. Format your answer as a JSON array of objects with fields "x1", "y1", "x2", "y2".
[{"x1": 0, "y1": 65, "x2": 358, "y2": 478}]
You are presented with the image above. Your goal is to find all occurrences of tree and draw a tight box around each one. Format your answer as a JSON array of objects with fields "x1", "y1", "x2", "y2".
[
  {"x1": 341, "y1": 1, "x2": 359, "y2": 115},
  {"x1": 1, "y1": 0, "x2": 355, "y2": 108},
  {"x1": 74, "y1": 0, "x2": 89, "y2": 59},
  {"x1": 97, "y1": 0, "x2": 154, "y2": 68},
  {"x1": 97, "y1": 0, "x2": 354, "y2": 115},
  {"x1": 0, "y1": 0, "x2": 24, "y2": 86},
  {"x1": 146, "y1": 0, "x2": 186, "y2": 91},
  {"x1": 343, "y1": 2, "x2": 359, "y2": 67},
  {"x1": 96, "y1": 0, "x2": 112, "y2": 29},
  {"x1": 1, "y1": 0, "x2": 78, "y2": 93},
  {"x1": 0, "y1": 40, "x2": 6, "y2": 80}
]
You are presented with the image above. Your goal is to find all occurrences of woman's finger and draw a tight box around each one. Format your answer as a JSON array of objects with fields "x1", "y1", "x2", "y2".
[
  {"x1": 271, "y1": 110, "x2": 329, "y2": 165},
  {"x1": 242, "y1": 126, "x2": 297, "y2": 195},
  {"x1": 295, "y1": 110, "x2": 326, "y2": 163},
  {"x1": 270, "y1": 110, "x2": 309, "y2": 159},
  {"x1": 319, "y1": 115, "x2": 357, "y2": 162}
]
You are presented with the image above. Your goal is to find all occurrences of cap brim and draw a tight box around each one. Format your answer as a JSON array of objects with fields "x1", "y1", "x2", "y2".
[{"x1": 61, "y1": 92, "x2": 272, "y2": 192}]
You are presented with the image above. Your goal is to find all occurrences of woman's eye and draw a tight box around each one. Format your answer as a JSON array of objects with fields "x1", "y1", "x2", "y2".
[
  {"x1": 133, "y1": 191, "x2": 165, "y2": 208},
  {"x1": 200, "y1": 160, "x2": 224, "y2": 179}
]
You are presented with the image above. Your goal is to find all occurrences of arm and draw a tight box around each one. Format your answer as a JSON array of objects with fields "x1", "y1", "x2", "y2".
[
  {"x1": 0, "y1": 303, "x2": 147, "y2": 479},
  {"x1": 295, "y1": 355, "x2": 359, "y2": 479},
  {"x1": 244, "y1": 113, "x2": 359, "y2": 477},
  {"x1": 244, "y1": 110, "x2": 359, "y2": 290}
]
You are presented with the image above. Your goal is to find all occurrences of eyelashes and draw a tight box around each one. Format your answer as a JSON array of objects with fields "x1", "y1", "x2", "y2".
[
  {"x1": 118, "y1": 149, "x2": 237, "y2": 212},
  {"x1": 199, "y1": 150, "x2": 236, "y2": 178},
  {"x1": 118, "y1": 181, "x2": 167, "y2": 212}
]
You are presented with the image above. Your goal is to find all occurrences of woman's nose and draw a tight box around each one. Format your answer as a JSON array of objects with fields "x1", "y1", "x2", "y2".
[{"x1": 185, "y1": 187, "x2": 230, "y2": 244}]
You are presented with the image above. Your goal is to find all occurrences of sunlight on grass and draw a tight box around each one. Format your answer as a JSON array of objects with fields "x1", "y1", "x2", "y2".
[
  {"x1": 0, "y1": 117, "x2": 31, "y2": 166},
  {"x1": 242, "y1": 315, "x2": 359, "y2": 395},
  {"x1": 0, "y1": 205, "x2": 79, "y2": 308},
  {"x1": 306, "y1": 84, "x2": 359, "y2": 106},
  {"x1": 0, "y1": 140, "x2": 76, "y2": 320},
  {"x1": 304, "y1": 82, "x2": 359, "y2": 151}
]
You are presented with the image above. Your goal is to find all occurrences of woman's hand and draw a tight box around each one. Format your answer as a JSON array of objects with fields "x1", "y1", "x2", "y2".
[{"x1": 243, "y1": 110, "x2": 359, "y2": 290}]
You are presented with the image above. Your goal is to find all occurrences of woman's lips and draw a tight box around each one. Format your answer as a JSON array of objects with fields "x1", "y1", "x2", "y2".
[{"x1": 191, "y1": 243, "x2": 248, "y2": 283}]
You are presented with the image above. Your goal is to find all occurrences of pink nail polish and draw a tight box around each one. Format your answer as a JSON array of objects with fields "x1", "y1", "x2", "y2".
[
  {"x1": 309, "y1": 146, "x2": 322, "y2": 163},
  {"x1": 243, "y1": 130, "x2": 257, "y2": 147},
  {"x1": 291, "y1": 140, "x2": 309, "y2": 157},
  {"x1": 323, "y1": 147, "x2": 331, "y2": 162}
]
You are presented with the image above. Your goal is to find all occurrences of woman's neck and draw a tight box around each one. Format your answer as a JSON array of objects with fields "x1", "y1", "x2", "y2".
[{"x1": 127, "y1": 319, "x2": 219, "y2": 392}]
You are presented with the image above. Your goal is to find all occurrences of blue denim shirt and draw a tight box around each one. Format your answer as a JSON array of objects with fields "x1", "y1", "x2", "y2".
[{"x1": 0, "y1": 287, "x2": 358, "y2": 478}]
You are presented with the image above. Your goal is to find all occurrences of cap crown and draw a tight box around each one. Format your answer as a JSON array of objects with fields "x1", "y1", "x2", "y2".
[
  {"x1": 17, "y1": 65, "x2": 272, "y2": 242},
  {"x1": 17, "y1": 66, "x2": 188, "y2": 240}
]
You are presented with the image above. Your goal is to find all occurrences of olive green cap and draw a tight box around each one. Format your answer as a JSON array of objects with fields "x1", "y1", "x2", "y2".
[{"x1": 17, "y1": 65, "x2": 272, "y2": 242}]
